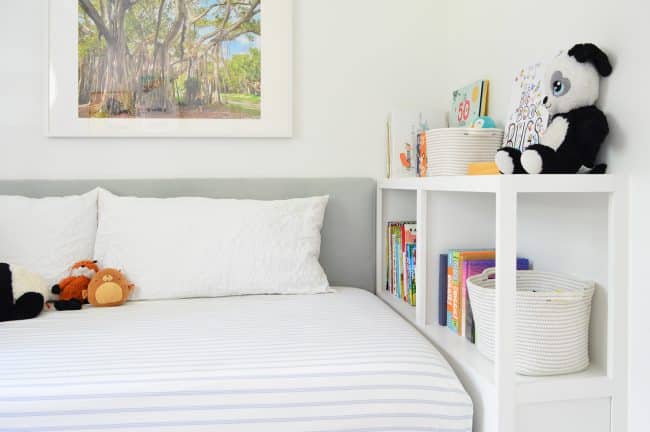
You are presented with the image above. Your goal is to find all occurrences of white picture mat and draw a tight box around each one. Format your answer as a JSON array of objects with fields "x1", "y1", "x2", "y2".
[{"x1": 47, "y1": 0, "x2": 292, "y2": 138}]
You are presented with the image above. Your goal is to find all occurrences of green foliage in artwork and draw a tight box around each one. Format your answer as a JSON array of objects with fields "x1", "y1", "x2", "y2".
[
  {"x1": 77, "y1": 0, "x2": 262, "y2": 119},
  {"x1": 222, "y1": 93, "x2": 261, "y2": 104},
  {"x1": 78, "y1": 4, "x2": 105, "y2": 59},
  {"x1": 221, "y1": 48, "x2": 261, "y2": 96}
]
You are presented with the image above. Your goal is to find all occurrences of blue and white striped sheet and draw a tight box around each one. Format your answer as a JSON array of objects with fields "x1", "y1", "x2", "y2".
[{"x1": 0, "y1": 287, "x2": 472, "y2": 432}]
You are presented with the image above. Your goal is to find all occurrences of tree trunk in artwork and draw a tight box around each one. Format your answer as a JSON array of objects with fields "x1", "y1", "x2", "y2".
[
  {"x1": 101, "y1": 39, "x2": 132, "y2": 115},
  {"x1": 140, "y1": 0, "x2": 187, "y2": 114},
  {"x1": 211, "y1": 44, "x2": 222, "y2": 105},
  {"x1": 79, "y1": 0, "x2": 135, "y2": 116}
]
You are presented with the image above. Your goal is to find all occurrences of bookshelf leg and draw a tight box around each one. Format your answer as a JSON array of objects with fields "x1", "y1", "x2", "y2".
[
  {"x1": 495, "y1": 182, "x2": 517, "y2": 432},
  {"x1": 608, "y1": 182, "x2": 628, "y2": 432}
]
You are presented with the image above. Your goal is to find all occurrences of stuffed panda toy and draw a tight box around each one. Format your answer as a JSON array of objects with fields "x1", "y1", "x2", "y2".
[
  {"x1": 496, "y1": 43, "x2": 612, "y2": 174},
  {"x1": 0, "y1": 263, "x2": 50, "y2": 322}
]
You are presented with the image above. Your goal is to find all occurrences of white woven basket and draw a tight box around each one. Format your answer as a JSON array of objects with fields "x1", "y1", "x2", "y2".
[
  {"x1": 467, "y1": 268, "x2": 595, "y2": 376},
  {"x1": 425, "y1": 128, "x2": 503, "y2": 176}
]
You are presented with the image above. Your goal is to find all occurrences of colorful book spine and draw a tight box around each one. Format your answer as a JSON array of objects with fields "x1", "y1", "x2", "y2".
[
  {"x1": 411, "y1": 245, "x2": 417, "y2": 305},
  {"x1": 406, "y1": 243, "x2": 416, "y2": 305},
  {"x1": 448, "y1": 250, "x2": 496, "y2": 336},
  {"x1": 446, "y1": 253, "x2": 459, "y2": 333},
  {"x1": 385, "y1": 222, "x2": 416, "y2": 306},
  {"x1": 394, "y1": 225, "x2": 401, "y2": 298},
  {"x1": 403, "y1": 224, "x2": 416, "y2": 305},
  {"x1": 438, "y1": 254, "x2": 448, "y2": 326}
]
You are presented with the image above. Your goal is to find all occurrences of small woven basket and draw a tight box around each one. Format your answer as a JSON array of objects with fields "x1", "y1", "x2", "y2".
[{"x1": 467, "y1": 268, "x2": 595, "y2": 376}]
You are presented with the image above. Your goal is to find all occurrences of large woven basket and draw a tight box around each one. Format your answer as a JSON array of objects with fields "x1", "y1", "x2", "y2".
[{"x1": 467, "y1": 268, "x2": 595, "y2": 376}]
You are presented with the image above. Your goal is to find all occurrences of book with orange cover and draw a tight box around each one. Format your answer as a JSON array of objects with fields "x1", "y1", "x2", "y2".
[{"x1": 467, "y1": 161, "x2": 499, "y2": 175}]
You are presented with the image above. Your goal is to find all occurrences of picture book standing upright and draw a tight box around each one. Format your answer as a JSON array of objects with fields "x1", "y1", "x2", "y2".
[
  {"x1": 387, "y1": 111, "x2": 431, "y2": 178},
  {"x1": 502, "y1": 63, "x2": 550, "y2": 151},
  {"x1": 449, "y1": 80, "x2": 489, "y2": 128}
]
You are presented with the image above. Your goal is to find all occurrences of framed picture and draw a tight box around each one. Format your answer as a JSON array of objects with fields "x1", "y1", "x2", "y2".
[{"x1": 47, "y1": 0, "x2": 292, "y2": 137}]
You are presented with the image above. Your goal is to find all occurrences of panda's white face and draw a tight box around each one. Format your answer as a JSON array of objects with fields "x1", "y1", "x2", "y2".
[{"x1": 543, "y1": 51, "x2": 600, "y2": 116}]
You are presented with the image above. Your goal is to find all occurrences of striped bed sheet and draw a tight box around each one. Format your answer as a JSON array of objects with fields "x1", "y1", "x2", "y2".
[{"x1": 0, "y1": 287, "x2": 473, "y2": 432}]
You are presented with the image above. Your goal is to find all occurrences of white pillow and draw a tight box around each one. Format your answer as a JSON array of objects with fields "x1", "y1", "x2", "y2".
[
  {"x1": 94, "y1": 189, "x2": 330, "y2": 300},
  {"x1": 0, "y1": 189, "x2": 99, "y2": 286}
]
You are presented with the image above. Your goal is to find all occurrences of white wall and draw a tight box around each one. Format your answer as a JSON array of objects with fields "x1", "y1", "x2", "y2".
[
  {"x1": 434, "y1": 0, "x2": 649, "y2": 430},
  {"x1": 0, "y1": 0, "x2": 441, "y2": 179}
]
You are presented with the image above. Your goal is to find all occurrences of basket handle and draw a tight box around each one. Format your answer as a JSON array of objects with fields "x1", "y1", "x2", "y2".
[{"x1": 480, "y1": 267, "x2": 496, "y2": 280}]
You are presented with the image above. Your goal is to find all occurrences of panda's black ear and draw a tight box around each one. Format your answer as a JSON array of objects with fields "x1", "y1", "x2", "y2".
[{"x1": 568, "y1": 43, "x2": 613, "y2": 77}]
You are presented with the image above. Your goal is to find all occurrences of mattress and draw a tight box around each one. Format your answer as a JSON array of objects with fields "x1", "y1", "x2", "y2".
[{"x1": 0, "y1": 287, "x2": 472, "y2": 432}]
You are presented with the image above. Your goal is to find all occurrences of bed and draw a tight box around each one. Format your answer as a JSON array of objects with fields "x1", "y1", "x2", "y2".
[
  {"x1": 0, "y1": 178, "x2": 473, "y2": 432},
  {"x1": 0, "y1": 288, "x2": 472, "y2": 432}
]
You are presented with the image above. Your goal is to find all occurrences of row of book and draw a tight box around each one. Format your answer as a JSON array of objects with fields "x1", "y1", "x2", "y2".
[
  {"x1": 438, "y1": 250, "x2": 529, "y2": 343},
  {"x1": 385, "y1": 222, "x2": 417, "y2": 306}
]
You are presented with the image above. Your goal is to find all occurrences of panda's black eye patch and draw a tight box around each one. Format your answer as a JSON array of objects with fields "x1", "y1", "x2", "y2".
[{"x1": 550, "y1": 71, "x2": 571, "y2": 97}]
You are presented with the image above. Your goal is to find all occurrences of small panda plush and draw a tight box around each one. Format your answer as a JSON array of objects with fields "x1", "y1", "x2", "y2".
[
  {"x1": 496, "y1": 43, "x2": 612, "y2": 174},
  {"x1": 0, "y1": 263, "x2": 50, "y2": 322}
]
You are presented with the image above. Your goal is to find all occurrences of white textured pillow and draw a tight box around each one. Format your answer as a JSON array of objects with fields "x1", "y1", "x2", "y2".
[
  {"x1": 0, "y1": 189, "x2": 99, "y2": 285},
  {"x1": 94, "y1": 189, "x2": 330, "y2": 300}
]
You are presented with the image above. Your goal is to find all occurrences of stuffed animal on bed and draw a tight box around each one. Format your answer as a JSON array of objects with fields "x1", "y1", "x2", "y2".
[
  {"x1": 85, "y1": 268, "x2": 134, "y2": 307},
  {"x1": 51, "y1": 260, "x2": 99, "y2": 311},
  {"x1": 0, "y1": 263, "x2": 50, "y2": 322},
  {"x1": 496, "y1": 42, "x2": 612, "y2": 174}
]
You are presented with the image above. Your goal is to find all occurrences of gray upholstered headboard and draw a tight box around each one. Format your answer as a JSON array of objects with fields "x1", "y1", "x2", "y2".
[{"x1": 0, "y1": 178, "x2": 376, "y2": 292}]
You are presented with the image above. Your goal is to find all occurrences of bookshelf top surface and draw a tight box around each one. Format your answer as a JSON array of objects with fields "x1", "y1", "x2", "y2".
[{"x1": 379, "y1": 174, "x2": 619, "y2": 194}]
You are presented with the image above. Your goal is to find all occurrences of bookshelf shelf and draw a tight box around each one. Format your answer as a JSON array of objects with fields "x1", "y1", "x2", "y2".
[
  {"x1": 376, "y1": 174, "x2": 627, "y2": 432},
  {"x1": 378, "y1": 174, "x2": 617, "y2": 194}
]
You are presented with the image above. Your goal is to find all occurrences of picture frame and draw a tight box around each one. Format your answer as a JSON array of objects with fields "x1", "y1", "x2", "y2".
[{"x1": 47, "y1": 0, "x2": 292, "y2": 138}]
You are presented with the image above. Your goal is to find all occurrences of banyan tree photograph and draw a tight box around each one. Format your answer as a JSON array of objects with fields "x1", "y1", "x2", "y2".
[{"x1": 77, "y1": 0, "x2": 262, "y2": 119}]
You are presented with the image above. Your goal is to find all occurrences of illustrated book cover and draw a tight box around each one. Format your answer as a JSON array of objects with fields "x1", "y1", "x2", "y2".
[
  {"x1": 449, "y1": 80, "x2": 489, "y2": 128},
  {"x1": 502, "y1": 63, "x2": 550, "y2": 151}
]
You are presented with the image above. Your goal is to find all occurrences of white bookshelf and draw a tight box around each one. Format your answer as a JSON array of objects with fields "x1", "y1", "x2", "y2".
[{"x1": 376, "y1": 174, "x2": 627, "y2": 432}]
